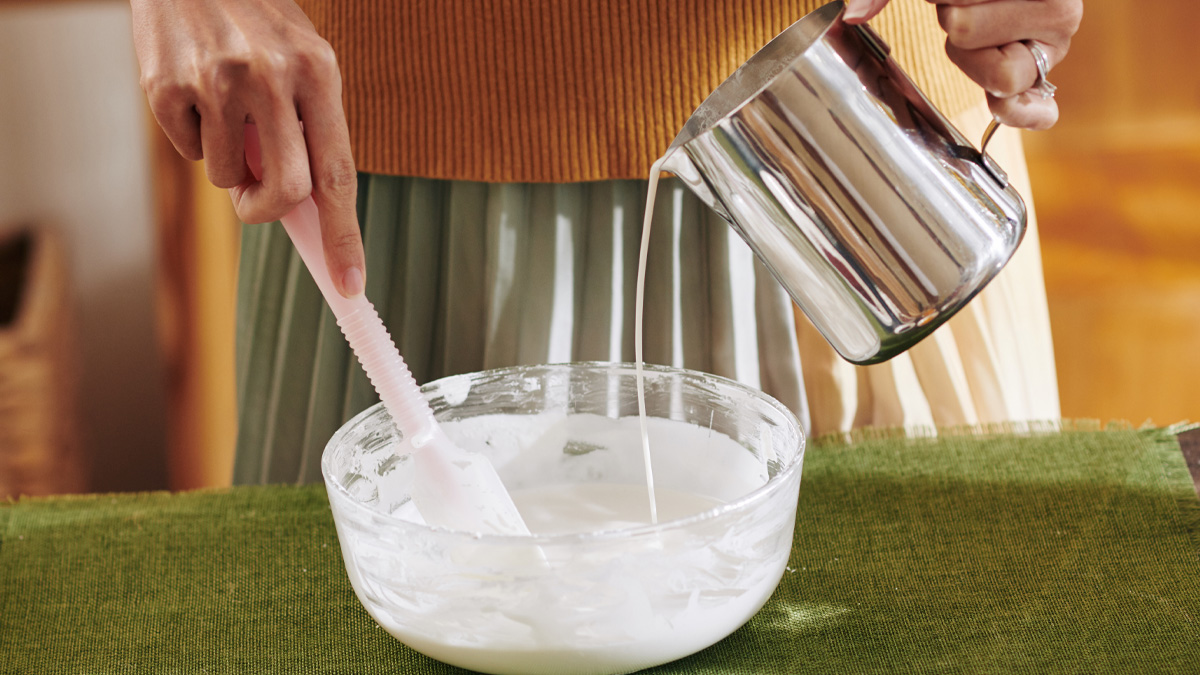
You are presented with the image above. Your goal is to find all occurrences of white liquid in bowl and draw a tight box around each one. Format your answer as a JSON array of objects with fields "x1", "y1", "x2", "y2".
[
  {"x1": 512, "y1": 483, "x2": 722, "y2": 535},
  {"x1": 327, "y1": 384, "x2": 803, "y2": 675},
  {"x1": 381, "y1": 481, "x2": 784, "y2": 675}
]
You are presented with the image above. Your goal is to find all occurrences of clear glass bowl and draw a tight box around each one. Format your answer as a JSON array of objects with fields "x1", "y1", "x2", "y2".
[{"x1": 322, "y1": 363, "x2": 805, "y2": 675}]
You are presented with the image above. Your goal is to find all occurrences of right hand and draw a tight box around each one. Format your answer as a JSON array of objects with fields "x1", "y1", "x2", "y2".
[
  {"x1": 131, "y1": 0, "x2": 366, "y2": 297},
  {"x1": 844, "y1": 0, "x2": 1083, "y2": 131}
]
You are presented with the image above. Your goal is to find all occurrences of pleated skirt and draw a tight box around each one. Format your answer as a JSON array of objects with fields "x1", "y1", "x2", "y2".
[
  {"x1": 234, "y1": 103, "x2": 1060, "y2": 486},
  {"x1": 234, "y1": 175, "x2": 808, "y2": 485}
]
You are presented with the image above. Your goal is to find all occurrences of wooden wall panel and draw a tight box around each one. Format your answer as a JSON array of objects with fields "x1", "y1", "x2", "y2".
[
  {"x1": 151, "y1": 120, "x2": 240, "y2": 490},
  {"x1": 1025, "y1": 0, "x2": 1200, "y2": 425}
]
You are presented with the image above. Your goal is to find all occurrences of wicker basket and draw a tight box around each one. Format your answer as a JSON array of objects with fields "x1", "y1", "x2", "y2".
[{"x1": 0, "y1": 225, "x2": 85, "y2": 498}]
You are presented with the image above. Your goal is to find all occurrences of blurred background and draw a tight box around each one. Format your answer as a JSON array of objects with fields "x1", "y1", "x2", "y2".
[{"x1": 1, "y1": 0, "x2": 1197, "y2": 497}]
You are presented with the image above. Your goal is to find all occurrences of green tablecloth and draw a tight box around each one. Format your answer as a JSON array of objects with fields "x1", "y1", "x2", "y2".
[{"x1": 3, "y1": 425, "x2": 1198, "y2": 674}]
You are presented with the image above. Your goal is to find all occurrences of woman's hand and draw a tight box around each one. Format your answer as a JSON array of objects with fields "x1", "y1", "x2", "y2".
[
  {"x1": 131, "y1": 0, "x2": 365, "y2": 297},
  {"x1": 844, "y1": 0, "x2": 1083, "y2": 130}
]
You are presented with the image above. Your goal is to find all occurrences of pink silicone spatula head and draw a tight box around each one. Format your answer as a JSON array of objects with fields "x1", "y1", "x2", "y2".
[{"x1": 244, "y1": 125, "x2": 529, "y2": 536}]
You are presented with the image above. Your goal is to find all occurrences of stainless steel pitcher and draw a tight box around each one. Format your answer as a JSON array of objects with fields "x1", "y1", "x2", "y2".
[{"x1": 662, "y1": 0, "x2": 1026, "y2": 365}]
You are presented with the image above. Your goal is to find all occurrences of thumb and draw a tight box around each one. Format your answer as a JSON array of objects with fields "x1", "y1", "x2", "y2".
[{"x1": 842, "y1": 0, "x2": 889, "y2": 23}]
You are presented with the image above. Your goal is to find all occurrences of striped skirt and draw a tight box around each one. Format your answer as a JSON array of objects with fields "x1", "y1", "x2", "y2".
[{"x1": 233, "y1": 103, "x2": 1058, "y2": 485}]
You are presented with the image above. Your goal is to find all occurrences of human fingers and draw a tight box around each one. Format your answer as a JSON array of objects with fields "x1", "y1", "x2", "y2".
[
  {"x1": 948, "y1": 40, "x2": 1060, "y2": 127},
  {"x1": 138, "y1": 63, "x2": 204, "y2": 161},
  {"x1": 135, "y1": 37, "x2": 203, "y2": 161},
  {"x1": 945, "y1": 39, "x2": 1045, "y2": 99},
  {"x1": 132, "y1": 1, "x2": 202, "y2": 161},
  {"x1": 196, "y1": 95, "x2": 250, "y2": 189},
  {"x1": 933, "y1": 0, "x2": 1081, "y2": 129},
  {"x1": 296, "y1": 42, "x2": 366, "y2": 298},
  {"x1": 964, "y1": 39, "x2": 1062, "y2": 129},
  {"x1": 843, "y1": 0, "x2": 891, "y2": 23},
  {"x1": 935, "y1": 0, "x2": 1081, "y2": 53},
  {"x1": 229, "y1": 103, "x2": 312, "y2": 226},
  {"x1": 986, "y1": 82, "x2": 1058, "y2": 131},
  {"x1": 130, "y1": 0, "x2": 333, "y2": 200}
]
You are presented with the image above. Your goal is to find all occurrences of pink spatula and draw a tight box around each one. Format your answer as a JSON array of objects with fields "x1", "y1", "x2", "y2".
[{"x1": 245, "y1": 126, "x2": 530, "y2": 536}]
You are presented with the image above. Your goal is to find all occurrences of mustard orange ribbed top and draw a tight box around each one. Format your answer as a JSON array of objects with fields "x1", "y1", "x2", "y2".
[{"x1": 296, "y1": 0, "x2": 982, "y2": 183}]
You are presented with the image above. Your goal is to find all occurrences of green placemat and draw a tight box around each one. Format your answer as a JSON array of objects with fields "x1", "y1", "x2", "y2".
[{"x1": 2, "y1": 426, "x2": 1198, "y2": 674}]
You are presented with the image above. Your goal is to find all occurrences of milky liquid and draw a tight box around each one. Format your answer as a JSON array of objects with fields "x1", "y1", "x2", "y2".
[
  {"x1": 633, "y1": 156, "x2": 670, "y2": 524},
  {"x1": 339, "y1": 412, "x2": 796, "y2": 675},
  {"x1": 366, "y1": 467, "x2": 786, "y2": 675},
  {"x1": 389, "y1": 483, "x2": 775, "y2": 675},
  {"x1": 511, "y1": 483, "x2": 723, "y2": 535}
]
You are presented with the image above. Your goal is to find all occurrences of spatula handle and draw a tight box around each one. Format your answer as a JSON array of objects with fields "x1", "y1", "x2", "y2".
[{"x1": 244, "y1": 125, "x2": 436, "y2": 444}]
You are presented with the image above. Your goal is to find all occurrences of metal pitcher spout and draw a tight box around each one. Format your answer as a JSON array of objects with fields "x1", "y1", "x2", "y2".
[{"x1": 658, "y1": 148, "x2": 732, "y2": 223}]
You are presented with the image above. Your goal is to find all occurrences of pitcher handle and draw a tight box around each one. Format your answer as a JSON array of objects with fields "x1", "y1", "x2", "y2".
[
  {"x1": 977, "y1": 40, "x2": 1057, "y2": 189},
  {"x1": 978, "y1": 118, "x2": 1009, "y2": 188}
]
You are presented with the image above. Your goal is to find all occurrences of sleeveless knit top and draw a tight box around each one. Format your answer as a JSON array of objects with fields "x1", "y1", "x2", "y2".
[{"x1": 295, "y1": 0, "x2": 981, "y2": 183}]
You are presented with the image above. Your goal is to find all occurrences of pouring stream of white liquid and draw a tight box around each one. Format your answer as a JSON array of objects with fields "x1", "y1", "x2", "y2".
[{"x1": 633, "y1": 156, "x2": 670, "y2": 524}]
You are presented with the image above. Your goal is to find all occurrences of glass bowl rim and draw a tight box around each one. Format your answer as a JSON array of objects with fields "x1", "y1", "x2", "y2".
[{"x1": 320, "y1": 361, "x2": 806, "y2": 545}]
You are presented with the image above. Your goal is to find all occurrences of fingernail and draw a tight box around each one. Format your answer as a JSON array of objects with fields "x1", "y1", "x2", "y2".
[
  {"x1": 341, "y1": 266, "x2": 365, "y2": 297},
  {"x1": 843, "y1": 0, "x2": 867, "y2": 20}
]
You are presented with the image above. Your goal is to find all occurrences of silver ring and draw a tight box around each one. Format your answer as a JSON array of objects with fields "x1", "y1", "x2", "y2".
[{"x1": 1024, "y1": 40, "x2": 1057, "y2": 100}]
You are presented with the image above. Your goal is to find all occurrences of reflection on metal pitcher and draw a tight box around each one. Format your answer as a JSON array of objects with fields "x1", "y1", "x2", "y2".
[{"x1": 663, "y1": 0, "x2": 1026, "y2": 364}]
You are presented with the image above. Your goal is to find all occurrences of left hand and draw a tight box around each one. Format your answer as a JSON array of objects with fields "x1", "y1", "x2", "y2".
[{"x1": 843, "y1": 0, "x2": 1083, "y2": 130}]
